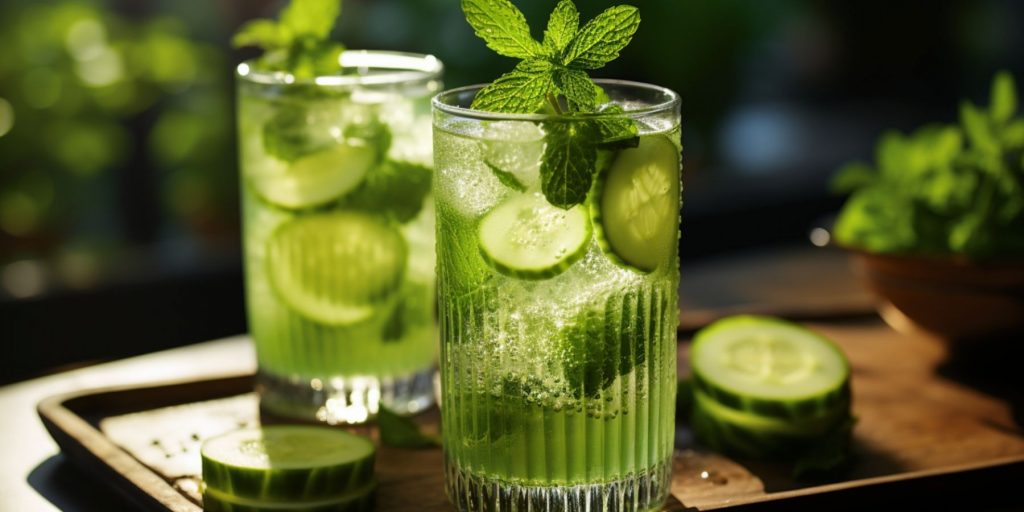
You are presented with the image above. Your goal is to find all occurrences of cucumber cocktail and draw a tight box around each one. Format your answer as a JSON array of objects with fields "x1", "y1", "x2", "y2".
[
  {"x1": 433, "y1": 79, "x2": 681, "y2": 511},
  {"x1": 237, "y1": 51, "x2": 442, "y2": 424}
]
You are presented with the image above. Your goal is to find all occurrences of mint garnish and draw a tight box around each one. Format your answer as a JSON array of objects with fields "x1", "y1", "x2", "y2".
[
  {"x1": 233, "y1": 0, "x2": 344, "y2": 79},
  {"x1": 485, "y1": 162, "x2": 528, "y2": 192},
  {"x1": 832, "y1": 70, "x2": 1024, "y2": 259},
  {"x1": 462, "y1": 0, "x2": 641, "y2": 208},
  {"x1": 340, "y1": 160, "x2": 432, "y2": 223},
  {"x1": 378, "y1": 405, "x2": 440, "y2": 449}
]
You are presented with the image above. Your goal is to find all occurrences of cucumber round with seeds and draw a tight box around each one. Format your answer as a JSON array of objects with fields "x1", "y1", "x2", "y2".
[
  {"x1": 250, "y1": 143, "x2": 375, "y2": 210},
  {"x1": 266, "y1": 211, "x2": 407, "y2": 326},
  {"x1": 592, "y1": 135, "x2": 680, "y2": 273},
  {"x1": 690, "y1": 316, "x2": 851, "y2": 420},
  {"x1": 477, "y1": 193, "x2": 591, "y2": 280},
  {"x1": 201, "y1": 426, "x2": 376, "y2": 503}
]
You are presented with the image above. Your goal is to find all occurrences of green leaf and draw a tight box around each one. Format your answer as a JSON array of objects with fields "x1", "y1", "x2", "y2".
[
  {"x1": 562, "y1": 5, "x2": 640, "y2": 70},
  {"x1": 485, "y1": 161, "x2": 528, "y2": 192},
  {"x1": 262, "y1": 108, "x2": 320, "y2": 162},
  {"x1": 232, "y1": 19, "x2": 289, "y2": 50},
  {"x1": 830, "y1": 162, "x2": 876, "y2": 194},
  {"x1": 543, "y1": 0, "x2": 579, "y2": 55},
  {"x1": 1003, "y1": 119, "x2": 1024, "y2": 148},
  {"x1": 470, "y1": 60, "x2": 555, "y2": 113},
  {"x1": 539, "y1": 120, "x2": 599, "y2": 208},
  {"x1": 341, "y1": 160, "x2": 432, "y2": 223},
  {"x1": 961, "y1": 102, "x2": 999, "y2": 154},
  {"x1": 553, "y1": 67, "x2": 595, "y2": 111},
  {"x1": 286, "y1": 39, "x2": 344, "y2": 79},
  {"x1": 281, "y1": 0, "x2": 340, "y2": 40},
  {"x1": 592, "y1": 103, "x2": 638, "y2": 147},
  {"x1": 343, "y1": 116, "x2": 392, "y2": 164},
  {"x1": 461, "y1": 0, "x2": 543, "y2": 59},
  {"x1": 378, "y1": 405, "x2": 440, "y2": 449},
  {"x1": 989, "y1": 70, "x2": 1017, "y2": 124},
  {"x1": 833, "y1": 186, "x2": 916, "y2": 253}
]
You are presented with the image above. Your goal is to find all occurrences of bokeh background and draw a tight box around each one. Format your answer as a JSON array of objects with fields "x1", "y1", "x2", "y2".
[{"x1": 1, "y1": 0, "x2": 1022, "y2": 383}]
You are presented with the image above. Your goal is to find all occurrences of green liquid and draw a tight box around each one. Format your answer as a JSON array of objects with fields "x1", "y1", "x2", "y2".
[
  {"x1": 238, "y1": 81, "x2": 436, "y2": 387},
  {"x1": 434, "y1": 125, "x2": 680, "y2": 486}
]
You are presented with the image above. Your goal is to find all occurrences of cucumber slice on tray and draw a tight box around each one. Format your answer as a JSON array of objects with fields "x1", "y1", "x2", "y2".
[
  {"x1": 690, "y1": 315, "x2": 851, "y2": 420},
  {"x1": 250, "y1": 143, "x2": 376, "y2": 210},
  {"x1": 201, "y1": 426, "x2": 376, "y2": 505},
  {"x1": 478, "y1": 193, "x2": 591, "y2": 280},
  {"x1": 266, "y1": 211, "x2": 407, "y2": 325},
  {"x1": 592, "y1": 135, "x2": 680, "y2": 273}
]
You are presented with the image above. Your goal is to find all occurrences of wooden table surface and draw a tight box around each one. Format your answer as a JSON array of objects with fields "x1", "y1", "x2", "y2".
[{"x1": 3, "y1": 246, "x2": 1022, "y2": 511}]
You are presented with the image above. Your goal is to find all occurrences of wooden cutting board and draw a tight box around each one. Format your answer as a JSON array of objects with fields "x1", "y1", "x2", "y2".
[{"x1": 38, "y1": 319, "x2": 1024, "y2": 511}]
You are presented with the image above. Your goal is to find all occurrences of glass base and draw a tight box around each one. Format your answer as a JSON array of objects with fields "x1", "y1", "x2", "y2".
[
  {"x1": 445, "y1": 459, "x2": 672, "y2": 512},
  {"x1": 257, "y1": 366, "x2": 435, "y2": 424}
]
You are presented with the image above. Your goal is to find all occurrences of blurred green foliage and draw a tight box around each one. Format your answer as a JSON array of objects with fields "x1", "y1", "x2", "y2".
[
  {"x1": 0, "y1": 0, "x2": 235, "y2": 263},
  {"x1": 832, "y1": 71, "x2": 1024, "y2": 259}
]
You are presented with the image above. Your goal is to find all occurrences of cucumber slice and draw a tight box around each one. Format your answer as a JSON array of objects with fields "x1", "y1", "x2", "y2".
[
  {"x1": 477, "y1": 193, "x2": 591, "y2": 280},
  {"x1": 266, "y1": 212, "x2": 407, "y2": 325},
  {"x1": 691, "y1": 391, "x2": 853, "y2": 460},
  {"x1": 690, "y1": 316, "x2": 851, "y2": 420},
  {"x1": 592, "y1": 135, "x2": 680, "y2": 273},
  {"x1": 250, "y1": 143, "x2": 375, "y2": 210},
  {"x1": 201, "y1": 426, "x2": 375, "y2": 503},
  {"x1": 203, "y1": 485, "x2": 376, "y2": 512}
]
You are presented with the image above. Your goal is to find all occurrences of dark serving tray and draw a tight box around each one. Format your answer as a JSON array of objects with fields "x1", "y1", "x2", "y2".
[{"x1": 37, "y1": 320, "x2": 1024, "y2": 511}]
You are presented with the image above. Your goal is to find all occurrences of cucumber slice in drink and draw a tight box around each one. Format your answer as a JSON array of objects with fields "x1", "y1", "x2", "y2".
[
  {"x1": 690, "y1": 316, "x2": 851, "y2": 420},
  {"x1": 203, "y1": 486, "x2": 376, "y2": 512},
  {"x1": 477, "y1": 193, "x2": 591, "y2": 280},
  {"x1": 250, "y1": 143, "x2": 375, "y2": 210},
  {"x1": 266, "y1": 212, "x2": 407, "y2": 325},
  {"x1": 201, "y1": 426, "x2": 375, "y2": 503},
  {"x1": 592, "y1": 135, "x2": 680, "y2": 273}
]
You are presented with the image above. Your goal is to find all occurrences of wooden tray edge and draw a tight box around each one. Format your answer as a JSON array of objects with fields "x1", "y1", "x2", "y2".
[{"x1": 36, "y1": 373, "x2": 253, "y2": 512}]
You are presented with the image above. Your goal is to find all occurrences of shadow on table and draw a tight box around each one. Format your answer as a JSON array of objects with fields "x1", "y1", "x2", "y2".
[
  {"x1": 937, "y1": 338, "x2": 1024, "y2": 431},
  {"x1": 28, "y1": 454, "x2": 131, "y2": 511}
]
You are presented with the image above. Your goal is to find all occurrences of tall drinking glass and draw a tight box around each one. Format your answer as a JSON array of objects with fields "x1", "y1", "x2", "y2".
[
  {"x1": 237, "y1": 51, "x2": 443, "y2": 424},
  {"x1": 433, "y1": 81, "x2": 681, "y2": 511}
]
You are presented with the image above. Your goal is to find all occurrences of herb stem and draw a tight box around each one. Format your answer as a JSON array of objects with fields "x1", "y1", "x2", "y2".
[{"x1": 546, "y1": 93, "x2": 565, "y2": 116}]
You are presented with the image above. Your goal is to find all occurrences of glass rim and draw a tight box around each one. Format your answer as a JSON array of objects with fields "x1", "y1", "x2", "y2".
[
  {"x1": 431, "y1": 79, "x2": 680, "y2": 122},
  {"x1": 236, "y1": 50, "x2": 443, "y2": 87}
]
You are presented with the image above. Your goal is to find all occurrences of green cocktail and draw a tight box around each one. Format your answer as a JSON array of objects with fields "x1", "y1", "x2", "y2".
[
  {"x1": 433, "y1": 80, "x2": 681, "y2": 511},
  {"x1": 237, "y1": 51, "x2": 443, "y2": 423}
]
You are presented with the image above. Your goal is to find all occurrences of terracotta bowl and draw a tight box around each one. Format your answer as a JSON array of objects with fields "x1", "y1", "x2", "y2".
[{"x1": 847, "y1": 250, "x2": 1024, "y2": 342}]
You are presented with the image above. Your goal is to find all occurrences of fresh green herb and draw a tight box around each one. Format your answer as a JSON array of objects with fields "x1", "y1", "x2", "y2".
[
  {"x1": 485, "y1": 162, "x2": 528, "y2": 192},
  {"x1": 233, "y1": 0, "x2": 344, "y2": 79},
  {"x1": 340, "y1": 160, "x2": 432, "y2": 223},
  {"x1": 461, "y1": 0, "x2": 641, "y2": 208},
  {"x1": 833, "y1": 70, "x2": 1024, "y2": 259},
  {"x1": 377, "y1": 405, "x2": 440, "y2": 449}
]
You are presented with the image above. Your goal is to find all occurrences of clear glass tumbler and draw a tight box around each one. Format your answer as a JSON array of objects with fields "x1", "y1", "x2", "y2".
[
  {"x1": 433, "y1": 80, "x2": 681, "y2": 511},
  {"x1": 237, "y1": 51, "x2": 442, "y2": 424}
]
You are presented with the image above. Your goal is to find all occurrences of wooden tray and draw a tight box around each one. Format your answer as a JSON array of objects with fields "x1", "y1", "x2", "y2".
[{"x1": 38, "y1": 320, "x2": 1024, "y2": 511}]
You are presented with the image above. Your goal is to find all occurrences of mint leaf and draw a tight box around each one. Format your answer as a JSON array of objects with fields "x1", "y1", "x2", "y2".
[
  {"x1": 540, "y1": 120, "x2": 599, "y2": 208},
  {"x1": 553, "y1": 68, "x2": 596, "y2": 111},
  {"x1": 990, "y1": 70, "x2": 1017, "y2": 124},
  {"x1": 830, "y1": 162, "x2": 876, "y2": 194},
  {"x1": 562, "y1": 5, "x2": 640, "y2": 70},
  {"x1": 593, "y1": 104, "x2": 639, "y2": 147},
  {"x1": 961, "y1": 102, "x2": 999, "y2": 154},
  {"x1": 344, "y1": 116, "x2": 392, "y2": 163},
  {"x1": 378, "y1": 405, "x2": 440, "y2": 449},
  {"x1": 232, "y1": 19, "x2": 289, "y2": 50},
  {"x1": 461, "y1": 0, "x2": 542, "y2": 59},
  {"x1": 543, "y1": 0, "x2": 579, "y2": 55},
  {"x1": 471, "y1": 60, "x2": 555, "y2": 113},
  {"x1": 485, "y1": 161, "x2": 528, "y2": 192},
  {"x1": 341, "y1": 160, "x2": 431, "y2": 223},
  {"x1": 281, "y1": 0, "x2": 340, "y2": 40}
]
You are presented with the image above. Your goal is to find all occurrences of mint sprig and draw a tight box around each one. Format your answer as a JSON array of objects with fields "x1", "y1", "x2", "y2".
[
  {"x1": 233, "y1": 0, "x2": 344, "y2": 79},
  {"x1": 462, "y1": 0, "x2": 641, "y2": 209}
]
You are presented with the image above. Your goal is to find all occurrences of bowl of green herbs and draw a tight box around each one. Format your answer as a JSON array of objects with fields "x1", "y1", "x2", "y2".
[{"x1": 831, "y1": 71, "x2": 1024, "y2": 342}]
